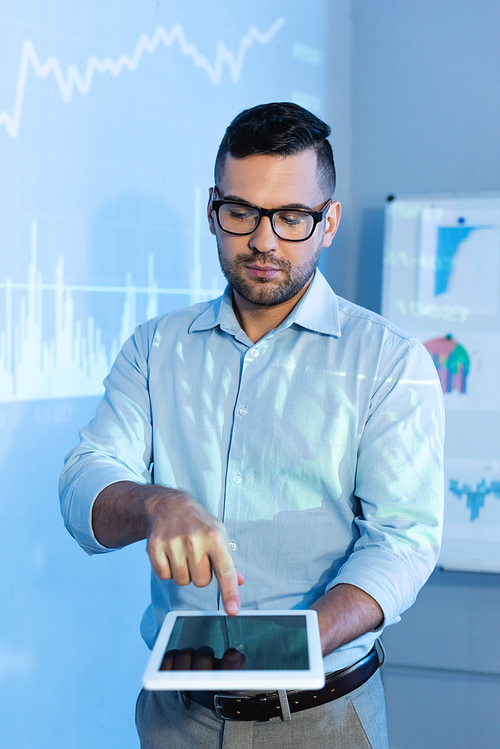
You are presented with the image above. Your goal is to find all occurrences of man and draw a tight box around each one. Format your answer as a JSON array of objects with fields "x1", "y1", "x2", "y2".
[{"x1": 60, "y1": 102, "x2": 444, "y2": 748}]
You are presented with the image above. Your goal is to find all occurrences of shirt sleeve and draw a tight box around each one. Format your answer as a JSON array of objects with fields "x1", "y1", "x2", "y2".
[
  {"x1": 328, "y1": 335, "x2": 445, "y2": 628},
  {"x1": 58, "y1": 320, "x2": 156, "y2": 555}
]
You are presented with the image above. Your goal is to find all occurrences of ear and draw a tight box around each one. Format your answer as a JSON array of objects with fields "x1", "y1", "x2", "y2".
[
  {"x1": 207, "y1": 187, "x2": 217, "y2": 236},
  {"x1": 322, "y1": 201, "x2": 341, "y2": 248}
]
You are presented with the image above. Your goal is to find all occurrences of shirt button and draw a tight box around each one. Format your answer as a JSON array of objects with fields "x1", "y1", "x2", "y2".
[
  {"x1": 232, "y1": 474, "x2": 242, "y2": 485},
  {"x1": 239, "y1": 406, "x2": 248, "y2": 416},
  {"x1": 250, "y1": 347, "x2": 259, "y2": 358},
  {"x1": 229, "y1": 541, "x2": 237, "y2": 552}
]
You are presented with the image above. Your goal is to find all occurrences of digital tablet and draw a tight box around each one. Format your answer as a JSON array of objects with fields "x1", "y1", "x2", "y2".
[{"x1": 143, "y1": 610, "x2": 325, "y2": 691}]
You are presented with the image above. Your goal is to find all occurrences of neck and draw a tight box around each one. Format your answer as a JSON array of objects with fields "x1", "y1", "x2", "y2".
[{"x1": 232, "y1": 280, "x2": 312, "y2": 343}]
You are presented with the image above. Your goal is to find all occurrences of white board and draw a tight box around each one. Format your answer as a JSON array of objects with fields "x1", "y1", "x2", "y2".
[{"x1": 382, "y1": 193, "x2": 500, "y2": 573}]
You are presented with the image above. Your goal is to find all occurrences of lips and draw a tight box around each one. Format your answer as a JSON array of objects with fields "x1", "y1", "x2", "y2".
[
  {"x1": 245, "y1": 263, "x2": 281, "y2": 278},
  {"x1": 245, "y1": 263, "x2": 281, "y2": 279}
]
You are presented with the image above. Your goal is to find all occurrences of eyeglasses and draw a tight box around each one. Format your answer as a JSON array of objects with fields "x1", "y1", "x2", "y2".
[{"x1": 211, "y1": 195, "x2": 332, "y2": 242}]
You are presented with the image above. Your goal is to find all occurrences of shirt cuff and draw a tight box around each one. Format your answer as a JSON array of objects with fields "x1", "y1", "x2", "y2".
[
  {"x1": 60, "y1": 462, "x2": 146, "y2": 555},
  {"x1": 325, "y1": 544, "x2": 436, "y2": 629}
]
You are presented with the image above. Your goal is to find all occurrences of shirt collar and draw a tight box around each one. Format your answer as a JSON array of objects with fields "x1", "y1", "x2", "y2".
[
  {"x1": 287, "y1": 269, "x2": 341, "y2": 337},
  {"x1": 189, "y1": 269, "x2": 341, "y2": 339}
]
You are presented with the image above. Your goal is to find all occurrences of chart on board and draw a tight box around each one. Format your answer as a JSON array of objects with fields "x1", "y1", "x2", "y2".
[{"x1": 382, "y1": 192, "x2": 500, "y2": 572}]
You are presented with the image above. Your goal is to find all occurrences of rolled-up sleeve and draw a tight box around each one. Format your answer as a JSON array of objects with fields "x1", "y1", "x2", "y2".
[
  {"x1": 59, "y1": 321, "x2": 157, "y2": 555},
  {"x1": 328, "y1": 337, "x2": 445, "y2": 627}
]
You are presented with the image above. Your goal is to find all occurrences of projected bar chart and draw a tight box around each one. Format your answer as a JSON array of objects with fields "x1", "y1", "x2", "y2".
[{"x1": 0, "y1": 212, "x2": 222, "y2": 402}]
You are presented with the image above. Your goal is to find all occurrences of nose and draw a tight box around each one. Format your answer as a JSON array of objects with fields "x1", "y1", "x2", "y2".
[{"x1": 248, "y1": 215, "x2": 279, "y2": 253}]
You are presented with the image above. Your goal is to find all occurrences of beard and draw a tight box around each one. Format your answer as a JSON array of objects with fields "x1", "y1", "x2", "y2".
[{"x1": 217, "y1": 241, "x2": 323, "y2": 308}]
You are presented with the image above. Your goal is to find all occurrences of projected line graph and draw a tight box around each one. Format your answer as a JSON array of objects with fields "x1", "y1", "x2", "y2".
[
  {"x1": 0, "y1": 211, "x2": 222, "y2": 402},
  {"x1": 0, "y1": 16, "x2": 285, "y2": 139}
]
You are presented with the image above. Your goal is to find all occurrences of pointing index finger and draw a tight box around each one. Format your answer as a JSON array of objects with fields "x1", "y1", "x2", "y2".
[{"x1": 210, "y1": 546, "x2": 242, "y2": 616}]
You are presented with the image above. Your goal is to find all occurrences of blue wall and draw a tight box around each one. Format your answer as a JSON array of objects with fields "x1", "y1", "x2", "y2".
[
  {"x1": 349, "y1": 3, "x2": 500, "y2": 747},
  {"x1": 348, "y1": 0, "x2": 500, "y2": 313}
]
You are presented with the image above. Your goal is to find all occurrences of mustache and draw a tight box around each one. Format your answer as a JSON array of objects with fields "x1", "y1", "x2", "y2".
[{"x1": 234, "y1": 252, "x2": 291, "y2": 269}]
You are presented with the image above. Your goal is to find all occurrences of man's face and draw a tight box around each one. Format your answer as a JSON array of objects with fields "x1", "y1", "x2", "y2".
[{"x1": 207, "y1": 150, "x2": 340, "y2": 309}]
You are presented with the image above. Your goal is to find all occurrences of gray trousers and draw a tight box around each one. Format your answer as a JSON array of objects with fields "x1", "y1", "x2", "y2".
[{"x1": 136, "y1": 671, "x2": 389, "y2": 749}]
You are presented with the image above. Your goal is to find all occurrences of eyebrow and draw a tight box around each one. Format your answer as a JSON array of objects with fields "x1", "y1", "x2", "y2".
[{"x1": 219, "y1": 193, "x2": 314, "y2": 211}]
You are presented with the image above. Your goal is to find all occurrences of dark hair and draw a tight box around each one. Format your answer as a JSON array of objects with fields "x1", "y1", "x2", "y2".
[{"x1": 214, "y1": 102, "x2": 336, "y2": 197}]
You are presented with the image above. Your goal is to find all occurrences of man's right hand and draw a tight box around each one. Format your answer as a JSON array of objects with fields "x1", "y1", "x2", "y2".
[
  {"x1": 145, "y1": 489, "x2": 243, "y2": 615},
  {"x1": 92, "y1": 481, "x2": 243, "y2": 616}
]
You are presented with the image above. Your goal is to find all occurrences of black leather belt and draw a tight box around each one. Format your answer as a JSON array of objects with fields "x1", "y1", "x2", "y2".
[{"x1": 186, "y1": 646, "x2": 380, "y2": 721}]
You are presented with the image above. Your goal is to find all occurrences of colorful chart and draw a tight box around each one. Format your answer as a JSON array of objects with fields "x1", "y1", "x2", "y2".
[
  {"x1": 382, "y1": 195, "x2": 500, "y2": 572},
  {"x1": 424, "y1": 334, "x2": 470, "y2": 394}
]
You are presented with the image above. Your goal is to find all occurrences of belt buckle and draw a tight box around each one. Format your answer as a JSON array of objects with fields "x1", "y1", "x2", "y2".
[{"x1": 213, "y1": 693, "x2": 238, "y2": 720}]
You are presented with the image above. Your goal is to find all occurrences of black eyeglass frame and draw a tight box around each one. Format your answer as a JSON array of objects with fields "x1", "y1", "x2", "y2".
[{"x1": 211, "y1": 196, "x2": 332, "y2": 242}]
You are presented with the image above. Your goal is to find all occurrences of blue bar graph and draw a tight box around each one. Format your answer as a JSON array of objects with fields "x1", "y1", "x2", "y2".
[{"x1": 449, "y1": 478, "x2": 500, "y2": 521}]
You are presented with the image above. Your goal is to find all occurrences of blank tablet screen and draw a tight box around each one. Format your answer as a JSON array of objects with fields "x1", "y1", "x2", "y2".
[{"x1": 160, "y1": 614, "x2": 309, "y2": 672}]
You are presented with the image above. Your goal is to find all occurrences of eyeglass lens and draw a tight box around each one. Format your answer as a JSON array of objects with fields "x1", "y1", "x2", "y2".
[{"x1": 218, "y1": 203, "x2": 315, "y2": 241}]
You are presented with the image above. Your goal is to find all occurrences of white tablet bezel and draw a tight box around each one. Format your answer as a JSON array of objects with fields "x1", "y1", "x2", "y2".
[{"x1": 143, "y1": 609, "x2": 325, "y2": 691}]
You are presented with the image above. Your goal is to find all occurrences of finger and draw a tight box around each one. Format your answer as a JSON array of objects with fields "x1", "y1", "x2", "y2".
[
  {"x1": 192, "y1": 646, "x2": 215, "y2": 671},
  {"x1": 165, "y1": 537, "x2": 191, "y2": 586},
  {"x1": 219, "y1": 568, "x2": 241, "y2": 615},
  {"x1": 147, "y1": 536, "x2": 192, "y2": 585},
  {"x1": 167, "y1": 557, "x2": 191, "y2": 586},
  {"x1": 160, "y1": 649, "x2": 177, "y2": 671},
  {"x1": 188, "y1": 553, "x2": 213, "y2": 588},
  {"x1": 219, "y1": 648, "x2": 246, "y2": 670},
  {"x1": 210, "y1": 547, "x2": 241, "y2": 616},
  {"x1": 146, "y1": 538, "x2": 173, "y2": 580},
  {"x1": 174, "y1": 648, "x2": 195, "y2": 671}
]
